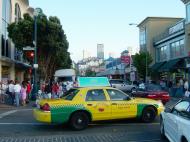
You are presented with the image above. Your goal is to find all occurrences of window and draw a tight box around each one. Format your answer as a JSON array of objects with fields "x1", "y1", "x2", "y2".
[
  {"x1": 110, "y1": 80, "x2": 124, "y2": 84},
  {"x1": 1, "y1": 0, "x2": 11, "y2": 57},
  {"x1": 156, "y1": 48, "x2": 160, "y2": 62},
  {"x1": 15, "y1": 3, "x2": 21, "y2": 23},
  {"x1": 186, "y1": 3, "x2": 190, "y2": 23},
  {"x1": 170, "y1": 39, "x2": 185, "y2": 59},
  {"x1": 175, "y1": 41, "x2": 180, "y2": 56},
  {"x1": 174, "y1": 101, "x2": 189, "y2": 112},
  {"x1": 173, "y1": 101, "x2": 190, "y2": 118},
  {"x1": 157, "y1": 45, "x2": 168, "y2": 61},
  {"x1": 140, "y1": 28, "x2": 146, "y2": 46},
  {"x1": 180, "y1": 39, "x2": 185, "y2": 56},
  {"x1": 106, "y1": 89, "x2": 129, "y2": 101},
  {"x1": 86, "y1": 89, "x2": 106, "y2": 101},
  {"x1": 170, "y1": 43, "x2": 175, "y2": 58},
  {"x1": 64, "y1": 89, "x2": 79, "y2": 100}
]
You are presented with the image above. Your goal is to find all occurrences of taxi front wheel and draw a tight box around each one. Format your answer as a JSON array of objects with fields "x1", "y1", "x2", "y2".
[
  {"x1": 69, "y1": 112, "x2": 89, "y2": 130},
  {"x1": 141, "y1": 107, "x2": 156, "y2": 123}
]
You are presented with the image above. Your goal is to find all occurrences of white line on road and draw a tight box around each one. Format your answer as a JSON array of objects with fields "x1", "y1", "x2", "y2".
[
  {"x1": 90, "y1": 123, "x2": 159, "y2": 126},
  {"x1": 0, "y1": 122, "x2": 50, "y2": 125},
  {"x1": 0, "y1": 110, "x2": 18, "y2": 119},
  {"x1": 0, "y1": 122, "x2": 159, "y2": 126},
  {"x1": 129, "y1": 139, "x2": 161, "y2": 142}
]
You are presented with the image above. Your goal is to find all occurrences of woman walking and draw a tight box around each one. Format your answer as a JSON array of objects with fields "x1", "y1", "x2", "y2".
[
  {"x1": 14, "y1": 80, "x2": 21, "y2": 107},
  {"x1": 21, "y1": 81, "x2": 27, "y2": 106}
]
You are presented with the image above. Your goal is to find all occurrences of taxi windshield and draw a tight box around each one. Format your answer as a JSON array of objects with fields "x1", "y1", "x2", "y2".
[{"x1": 63, "y1": 89, "x2": 79, "y2": 100}]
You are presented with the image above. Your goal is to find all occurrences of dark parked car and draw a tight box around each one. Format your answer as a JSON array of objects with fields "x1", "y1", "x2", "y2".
[{"x1": 131, "y1": 84, "x2": 170, "y2": 104}]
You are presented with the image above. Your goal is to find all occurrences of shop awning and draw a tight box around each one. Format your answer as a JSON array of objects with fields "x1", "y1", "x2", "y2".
[
  {"x1": 151, "y1": 62, "x2": 165, "y2": 71},
  {"x1": 159, "y1": 59, "x2": 181, "y2": 72}
]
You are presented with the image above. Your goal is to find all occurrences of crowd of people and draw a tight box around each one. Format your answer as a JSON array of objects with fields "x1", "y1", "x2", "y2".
[
  {"x1": 37, "y1": 81, "x2": 76, "y2": 100},
  {"x1": 0, "y1": 80, "x2": 32, "y2": 107},
  {"x1": 0, "y1": 79, "x2": 78, "y2": 106}
]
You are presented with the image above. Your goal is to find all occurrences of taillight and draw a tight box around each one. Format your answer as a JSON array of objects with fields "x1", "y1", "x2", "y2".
[{"x1": 41, "y1": 103, "x2": 50, "y2": 111}]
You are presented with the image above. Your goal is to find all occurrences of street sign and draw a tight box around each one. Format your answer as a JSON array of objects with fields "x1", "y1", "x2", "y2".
[
  {"x1": 33, "y1": 64, "x2": 38, "y2": 69},
  {"x1": 34, "y1": 8, "x2": 43, "y2": 16},
  {"x1": 130, "y1": 72, "x2": 135, "y2": 82},
  {"x1": 23, "y1": 46, "x2": 34, "y2": 51},
  {"x1": 121, "y1": 56, "x2": 131, "y2": 64}
]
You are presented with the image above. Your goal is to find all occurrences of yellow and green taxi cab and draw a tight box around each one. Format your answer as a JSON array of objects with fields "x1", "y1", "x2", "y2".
[{"x1": 33, "y1": 77, "x2": 164, "y2": 130}]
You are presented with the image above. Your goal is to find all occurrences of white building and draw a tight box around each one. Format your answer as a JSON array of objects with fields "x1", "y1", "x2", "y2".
[
  {"x1": 97, "y1": 44, "x2": 104, "y2": 59},
  {"x1": 0, "y1": 0, "x2": 34, "y2": 82}
]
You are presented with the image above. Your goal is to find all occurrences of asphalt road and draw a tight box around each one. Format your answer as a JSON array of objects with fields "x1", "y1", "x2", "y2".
[{"x1": 0, "y1": 98, "x2": 180, "y2": 142}]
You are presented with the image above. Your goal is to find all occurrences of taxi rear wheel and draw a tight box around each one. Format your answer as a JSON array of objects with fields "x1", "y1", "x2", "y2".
[
  {"x1": 141, "y1": 107, "x2": 156, "y2": 123},
  {"x1": 69, "y1": 112, "x2": 89, "y2": 130}
]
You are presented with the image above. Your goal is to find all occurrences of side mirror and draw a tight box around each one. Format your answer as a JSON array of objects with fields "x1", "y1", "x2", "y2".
[
  {"x1": 132, "y1": 89, "x2": 136, "y2": 93},
  {"x1": 124, "y1": 96, "x2": 131, "y2": 101},
  {"x1": 164, "y1": 107, "x2": 172, "y2": 113}
]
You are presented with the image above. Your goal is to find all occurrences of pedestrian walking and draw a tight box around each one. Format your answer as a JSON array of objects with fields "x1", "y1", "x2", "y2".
[
  {"x1": 26, "y1": 81, "x2": 32, "y2": 103},
  {"x1": 52, "y1": 82, "x2": 59, "y2": 98},
  {"x1": 0, "y1": 81, "x2": 4, "y2": 103},
  {"x1": 58, "y1": 82, "x2": 63, "y2": 98},
  {"x1": 0, "y1": 81, "x2": 8, "y2": 104},
  {"x1": 184, "y1": 79, "x2": 189, "y2": 91},
  {"x1": 184, "y1": 89, "x2": 190, "y2": 98},
  {"x1": 44, "y1": 82, "x2": 51, "y2": 99},
  {"x1": 21, "y1": 81, "x2": 27, "y2": 106},
  {"x1": 14, "y1": 80, "x2": 21, "y2": 107},
  {"x1": 8, "y1": 80, "x2": 15, "y2": 105}
]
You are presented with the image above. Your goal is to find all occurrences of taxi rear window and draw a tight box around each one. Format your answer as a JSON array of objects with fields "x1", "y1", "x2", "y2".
[{"x1": 63, "y1": 89, "x2": 79, "y2": 100}]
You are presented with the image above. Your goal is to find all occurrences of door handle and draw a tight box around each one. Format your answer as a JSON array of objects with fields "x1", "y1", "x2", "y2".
[
  {"x1": 112, "y1": 103, "x2": 117, "y2": 105},
  {"x1": 87, "y1": 104, "x2": 93, "y2": 106}
]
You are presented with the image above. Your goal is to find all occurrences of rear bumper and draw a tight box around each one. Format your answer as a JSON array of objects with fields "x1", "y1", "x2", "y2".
[
  {"x1": 33, "y1": 109, "x2": 51, "y2": 123},
  {"x1": 157, "y1": 106, "x2": 165, "y2": 115}
]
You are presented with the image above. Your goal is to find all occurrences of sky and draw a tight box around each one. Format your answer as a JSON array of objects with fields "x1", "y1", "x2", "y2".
[{"x1": 29, "y1": 0, "x2": 185, "y2": 62}]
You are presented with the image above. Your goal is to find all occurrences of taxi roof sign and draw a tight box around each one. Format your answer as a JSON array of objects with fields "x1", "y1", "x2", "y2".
[{"x1": 77, "y1": 77, "x2": 110, "y2": 87}]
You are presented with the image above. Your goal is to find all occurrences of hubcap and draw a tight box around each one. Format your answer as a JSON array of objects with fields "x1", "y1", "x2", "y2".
[{"x1": 77, "y1": 118, "x2": 83, "y2": 124}]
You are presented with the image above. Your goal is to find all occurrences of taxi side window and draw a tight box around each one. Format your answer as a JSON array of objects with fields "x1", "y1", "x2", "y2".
[
  {"x1": 86, "y1": 89, "x2": 106, "y2": 101},
  {"x1": 106, "y1": 89, "x2": 127, "y2": 101}
]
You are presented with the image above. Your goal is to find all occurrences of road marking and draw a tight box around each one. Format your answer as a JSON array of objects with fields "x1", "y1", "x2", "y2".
[
  {"x1": 0, "y1": 110, "x2": 18, "y2": 119},
  {"x1": 18, "y1": 109, "x2": 33, "y2": 111},
  {"x1": 90, "y1": 123, "x2": 159, "y2": 126},
  {"x1": 0, "y1": 122, "x2": 159, "y2": 126},
  {"x1": 129, "y1": 139, "x2": 161, "y2": 142},
  {"x1": 0, "y1": 122, "x2": 51, "y2": 125}
]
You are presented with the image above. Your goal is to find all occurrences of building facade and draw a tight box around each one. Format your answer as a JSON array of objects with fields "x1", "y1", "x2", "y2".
[
  {"x1": 0, "y1": 0, "x2": 33, "y2": 82},
  {"x1": 138, "y1": 17, "x2": 183, "y2": 64},
  {"x1": 140, "y1": 0, "x2": 190, "y2": 84},
  {"x1": 97, "y1": 44, "x2": 104, "y2": 59}
]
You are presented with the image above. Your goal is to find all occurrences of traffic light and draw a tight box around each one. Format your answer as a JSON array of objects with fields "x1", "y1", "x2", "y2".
[
  {"x1": 30, "y1": 52, "x2": 34, "y2": 58},
  {"x1": 26, "y1": 51, "x2": 34, "y2": 60}
]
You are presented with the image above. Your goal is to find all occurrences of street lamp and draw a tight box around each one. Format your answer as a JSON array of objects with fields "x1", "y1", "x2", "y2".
[
  {"x1": 32, "y1": 8, "x2": 43, "y2": 99},
  {"x1": 129, "y1": 23, "x2": 138, "y2": 26},
  {"x1": 129, "y1": 23, "x2": 148, "y2": 82}
]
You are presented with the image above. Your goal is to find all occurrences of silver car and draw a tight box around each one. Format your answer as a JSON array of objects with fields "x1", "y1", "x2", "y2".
[{"x1": 109, "y1": 79, "x2": 136, "y2": 92}]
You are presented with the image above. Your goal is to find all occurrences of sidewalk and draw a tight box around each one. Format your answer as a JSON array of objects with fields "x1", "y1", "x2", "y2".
[{"x1": 0, "y1": 101, "x2": 34, "y2": 110}]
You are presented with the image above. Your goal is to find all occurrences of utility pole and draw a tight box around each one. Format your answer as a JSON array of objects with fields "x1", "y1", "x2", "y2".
[{"x1": 32, "y1": 8, "x2": 43, "y2": 100}]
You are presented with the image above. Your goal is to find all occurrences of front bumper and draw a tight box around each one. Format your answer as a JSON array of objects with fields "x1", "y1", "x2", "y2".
[{"x1": 33, "y1": 109, "x2": 51, "y2": 123}]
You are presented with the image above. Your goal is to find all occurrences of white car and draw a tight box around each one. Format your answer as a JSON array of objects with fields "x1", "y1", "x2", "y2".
[
  {"x1": 109, "y1": 79, "x2": 136, "y2": 92},
  {"x1": 160, "y1": 98, "x2": 190, "y2": 142}
]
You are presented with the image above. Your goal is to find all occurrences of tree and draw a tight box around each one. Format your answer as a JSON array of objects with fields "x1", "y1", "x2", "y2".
[
  {"x1": 132, "y1": 51, "x2": 153, "y2": 81},
  {"x1": 8, "y1": 13, "x2": 72, "y2": 81},
  {"x1": 85, "y1": 68, "x2": 96, "y2": 77}
]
